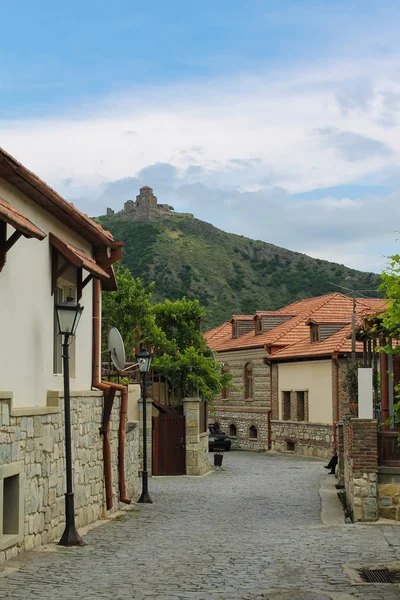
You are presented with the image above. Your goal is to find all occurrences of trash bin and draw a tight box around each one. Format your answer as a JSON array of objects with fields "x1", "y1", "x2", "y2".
[{"x1": 214, "y1": 453, "x2": 223, "y2": 467}]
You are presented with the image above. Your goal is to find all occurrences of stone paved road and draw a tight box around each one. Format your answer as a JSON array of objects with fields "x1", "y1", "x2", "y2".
[{"x1": 1, "y1": 452, "x2": 400, "y2": 600}]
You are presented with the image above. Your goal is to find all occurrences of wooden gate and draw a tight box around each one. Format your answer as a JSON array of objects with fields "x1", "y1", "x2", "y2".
[{"x1": 152, "y1": 411, "x2": 186, "y2": 475}]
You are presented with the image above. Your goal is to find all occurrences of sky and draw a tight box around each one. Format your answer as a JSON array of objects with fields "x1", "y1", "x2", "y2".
[{"x1": 1, "y1": 1, "x2": 400, "y2": 272}]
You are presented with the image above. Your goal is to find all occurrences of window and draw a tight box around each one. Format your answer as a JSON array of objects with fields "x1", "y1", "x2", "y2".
[
  {"x1": 310, "y1": 325, "x2": 320, "y2": 343},
  {"x1": 296, "y1": 391, "x2": 305, "y2": 421},
  {"x1": 286, "y1": 441, "x2": 295, "y2": 452},
  {"x1": 255, "y1": 318, "x2": 262, "y2": 335},
  {"x1": 283, "y1": 391, "x2": 291, "y2": 420},
  {"x1": 229, "y1": 423, "x2": 237, "y2": 437},
  {"x1": 249, "y1": 425, "x2": 258, "y2": 439},
  {"x1": 244, "y1": 363, "x2": 253, "y2": 399},
  {"x1": 0, "y1": 461, "x2": 24, "y2": 550},
  {"x1": 232, "y1": 322, "x2": 238, "y2": 338}
]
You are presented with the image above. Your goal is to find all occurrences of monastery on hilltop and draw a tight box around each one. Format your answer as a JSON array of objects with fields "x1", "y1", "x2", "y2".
[{"x1": 106, "y1": 186, "x2": 193, "y2": 222}]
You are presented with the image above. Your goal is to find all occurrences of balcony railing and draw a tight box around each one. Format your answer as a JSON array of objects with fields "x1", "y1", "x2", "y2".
[{"x1": 378, "y1": 430, "x2": 400, "y2": 466}]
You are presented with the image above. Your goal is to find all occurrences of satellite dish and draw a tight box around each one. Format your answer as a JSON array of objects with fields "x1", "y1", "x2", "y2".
[{"x1": 107, "y1": 327, "x2": 126, "y2": 371}]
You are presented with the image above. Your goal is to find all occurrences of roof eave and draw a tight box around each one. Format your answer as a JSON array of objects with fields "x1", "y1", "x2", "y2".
[{"x1": 0, "y1": 149, "x2": 114, "y2": 248}]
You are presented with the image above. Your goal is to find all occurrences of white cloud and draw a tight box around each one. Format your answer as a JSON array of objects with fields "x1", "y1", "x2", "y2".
[{"x1": 1, "y1": 56, "x2": 400, "y2": 270}]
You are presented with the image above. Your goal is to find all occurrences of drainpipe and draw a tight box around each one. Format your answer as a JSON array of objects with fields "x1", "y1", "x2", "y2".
[
  {"x1": 264, "y1": 354, "x2": 273, "y2": 450},
  {"x1": 332, "y1": 353, "x2": 340, "y2": 453},
  {"x1": 92, "y1": 278, "x2": 131, "y2": 509}
]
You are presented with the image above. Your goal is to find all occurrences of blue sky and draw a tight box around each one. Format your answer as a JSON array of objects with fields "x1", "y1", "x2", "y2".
[{"x1": 1, "y1": 1, "x2": 400, "y2": 271}]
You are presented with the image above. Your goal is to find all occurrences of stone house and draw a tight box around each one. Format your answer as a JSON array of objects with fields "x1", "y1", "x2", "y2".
[
  {"x1": 205, "y1": 294, "x2": 386, "y2": 457},
  {"x1": 0, "y1": 148, "x2": 139, "y2": 561}
]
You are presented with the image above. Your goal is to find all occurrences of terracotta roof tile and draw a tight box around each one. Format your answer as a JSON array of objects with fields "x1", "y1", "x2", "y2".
[
  {"x1": 268, "y1": 324, "x2": 359, "y2": 360},
  {"x1": 49, "y1": 233, "x2": 110, "y2": 280},
  {"x1": 0, "y1": 196, "x2": 46, "y2": 240},
  {"x1": 205, "y1": 293, "x2": 386, "y2": 353},
  {"x1": 0, "y1": 147, "x2": 117, "y2": 248}
]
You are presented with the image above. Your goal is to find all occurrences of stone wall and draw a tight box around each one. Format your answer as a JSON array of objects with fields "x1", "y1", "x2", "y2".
[
  {"x1": 138, "y1": 398, "x2": 153, "y2": 476},
  {"x1": 377, "y1": 468, "x2": 400, "y2": 520},
  {"x1": 271, "y1": 420, "x2": 333, "y2": 458},
  {"x1": 0, "y1": 391, "x2": 139, "y2": 561},
  {"x1": 214, "y1": 348, "x2": 270, "y2": 450},
  {"x1": 217, "y1": 349, "x2": 270, "y2": 410},
  {"x1": 184, "y1": 398, "x2": 210, "y2": 475},
  {"x1": 342, "y1": 417, "x2": 378, "y2": 522},
  {"x1": 210, "y1": 408, "x2": 269, "y2": 451}
]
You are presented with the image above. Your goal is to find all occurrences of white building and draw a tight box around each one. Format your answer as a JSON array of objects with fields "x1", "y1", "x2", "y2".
[{"x1": 0, "y1": 148, "x2": 138, "y2": 560}]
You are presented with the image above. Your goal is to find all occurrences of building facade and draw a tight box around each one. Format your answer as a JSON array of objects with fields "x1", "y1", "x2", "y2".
[
  {"x1": 0, "y1": 148, "x2": 139, "y2": 560},
  {"x1": 205, "y1": 294, "x2": 386, "y2": 456}
]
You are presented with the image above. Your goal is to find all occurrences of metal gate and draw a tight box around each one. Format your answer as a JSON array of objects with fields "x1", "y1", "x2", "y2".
[{"x1": 152, "y1": 411, "x2": 186, "y2": 475}]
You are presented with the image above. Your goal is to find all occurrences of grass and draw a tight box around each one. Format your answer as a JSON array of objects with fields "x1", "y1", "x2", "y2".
[{"x1": 97, "y1": 213, "x2": 382, "y2": 328}]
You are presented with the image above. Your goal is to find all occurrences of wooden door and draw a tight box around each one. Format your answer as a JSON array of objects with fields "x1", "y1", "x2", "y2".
[{"x1": 152, "y1": 412, "x2": 186, "y2": 475}]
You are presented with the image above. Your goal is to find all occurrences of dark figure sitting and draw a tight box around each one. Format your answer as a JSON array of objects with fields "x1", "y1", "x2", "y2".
[{"x1": 324, "y1": 453, "x2": 338, "y2": 474}]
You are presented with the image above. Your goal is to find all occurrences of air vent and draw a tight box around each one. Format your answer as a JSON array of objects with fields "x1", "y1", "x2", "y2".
[{"x1": 359, "y1": 568, "x2": 400, "y2": 584}]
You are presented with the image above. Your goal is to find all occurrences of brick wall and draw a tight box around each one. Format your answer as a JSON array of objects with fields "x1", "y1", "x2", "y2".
[
  {"x1": 270, "y1": 363, "x2": 279, "y2": 420},
  {"x1": 342, "y1": 417, "x2": 378, "y2": 521}
]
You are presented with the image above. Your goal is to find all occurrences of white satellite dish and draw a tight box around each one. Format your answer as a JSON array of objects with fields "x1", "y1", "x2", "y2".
[{"x1": 107, "y1": 327, "x2": 126, "y2": 371}]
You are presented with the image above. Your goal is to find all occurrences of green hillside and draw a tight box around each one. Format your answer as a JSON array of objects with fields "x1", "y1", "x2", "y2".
[{"x1": 96, "y1": 213, "x2": 382, "y2": 328}]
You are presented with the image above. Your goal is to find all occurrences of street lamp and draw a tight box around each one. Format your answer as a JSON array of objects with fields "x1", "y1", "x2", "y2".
[
  {"x1": 137, "y1": 347, "x2": 153, "y2": 504},
  {"x1": 56, "y1": 295, "x2": 84, "y2": 546}
]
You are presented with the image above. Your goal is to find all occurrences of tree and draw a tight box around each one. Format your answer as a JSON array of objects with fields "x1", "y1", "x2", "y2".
[
  {"x1": 378, "y1": 253, "x2": 400, "y2": 428},
  {"x1": 102, "y1": 269, "x2": 232, "y2": 401},
  {"x1": 102, "y1": 263, "x2": 156, "y2": 359},
  {"x1": 150, "y1": 298, "x2": 233, "y2": 403}
]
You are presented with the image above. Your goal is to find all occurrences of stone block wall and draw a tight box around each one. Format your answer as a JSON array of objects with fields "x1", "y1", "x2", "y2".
[
  {"x1": 210, "y1": 408, "x2": 269, "y2": 451},
  {"x1": 336, "y1": 422, "x2": 344, "y2": 487},
  {"x1": 377, "y1": 468, "x2": 400, "y2": 520},
  {"x1": 271, "y1": 421, "x2": 333, "y2": 458},
  {"x1": 184, "y1": 398, "x2": 210, "y2": 476},
  {"x1": 215, "y1": 349, "x2": 270, "y2": 410},
  {"x1": 0, "y1": 391, "x2": 139, "y2": 561},
  {"x1": 138, "y1": 398, "x2": 153, "y2": 476},
  {"x1": 342, "y1": 417, "x2": 378, "y2": 521}
]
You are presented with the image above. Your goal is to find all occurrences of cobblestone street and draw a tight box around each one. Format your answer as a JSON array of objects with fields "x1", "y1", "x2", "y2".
[{"x1": 1, "y1": 452, "x2": 400, "y2": 600}]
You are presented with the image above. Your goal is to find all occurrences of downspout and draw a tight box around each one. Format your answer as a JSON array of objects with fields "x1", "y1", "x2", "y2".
[
  {"x1": 264, "y1": 354, "x2": 273, "y2": 450},
  {"x1": 93, "y1": 277, "x2": 131, "y2": 509},
  {"x1": 332, "y1": 353, "x2": 339, "y2": 453}
]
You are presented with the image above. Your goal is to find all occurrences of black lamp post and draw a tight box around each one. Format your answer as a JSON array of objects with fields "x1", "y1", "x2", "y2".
[
  {"x1": 56, "y1": 295, "x2": 84, "y2": 546},
  {"x1": 137, "y1": 347, "x2": 153, "y2": 504}
]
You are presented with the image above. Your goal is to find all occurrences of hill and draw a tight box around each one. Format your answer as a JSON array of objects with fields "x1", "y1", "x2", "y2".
[{"x1": 96, "y1": 212, "x2": 382, "y2": 328}]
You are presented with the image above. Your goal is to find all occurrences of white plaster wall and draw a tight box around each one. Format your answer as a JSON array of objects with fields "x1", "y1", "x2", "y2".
[
  {"x1": 278, "y1": 360, "x2": 333, "y2": 423},
  {"x1": 0, "y1": 177, "x2": 96, "y2": 407}
]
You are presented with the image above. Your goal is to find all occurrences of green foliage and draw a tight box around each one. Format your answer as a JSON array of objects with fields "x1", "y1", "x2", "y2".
[
  {"x1": 97, "y1": 212, "x2": 382, "y2": 328},
  {"x1": 150, "y1": 298, "x2": 232, "y2": 402},
  {"x1": 103, "y1": 270, "x2": 232, "y2": 402},
  {"x1": 342, "y1": 361, "x2": 364, "y2": 401},
  {"x1": 378, "y1": 253, "x2": 400, "y2": 431},
  {"x1": 378, "y1": 254, "x2": 400, "y2": 349},
  {"x1": 102, "y1": 263, "x2": 156, "y2": 359}
]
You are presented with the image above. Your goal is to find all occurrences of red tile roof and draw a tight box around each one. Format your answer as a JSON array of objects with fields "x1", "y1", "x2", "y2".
[
  {"x1": 0, "y1": 147, "x2": 117, "y2": 249},
  {"x1": 204, "y1": 322, "x2": 232, "y2": 347},
  {"x1": 0, "y1": 196, "x2": 46, "y2": 240},
  {"x1": 268, "y1": 324, "x2": 359, "y2": 360},
  {"x1": 50, "y1": 233, "x2": 110, "y2": 280},
  {"x1": 205, "y1": 293, "x2": 386, "y2": 354}
]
